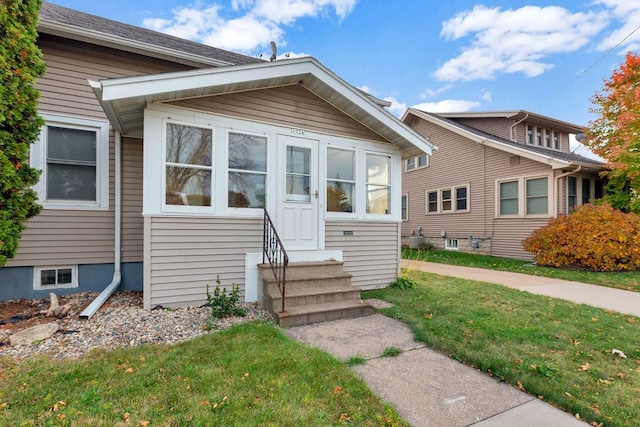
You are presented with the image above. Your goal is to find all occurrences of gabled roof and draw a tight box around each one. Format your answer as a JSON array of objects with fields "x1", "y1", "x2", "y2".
[
  {"x1": 404, "y1": 108, "x2": 602, "y2": 170},
  {"x1": 40, "y1": 2, "x2": 261, "y2": 67},
  {"x1": 91, "y1": 58, "x2": 434, "y2": 157},
  {"x1": 437, "y1": 110, "x2": 584, "y2": 134}
]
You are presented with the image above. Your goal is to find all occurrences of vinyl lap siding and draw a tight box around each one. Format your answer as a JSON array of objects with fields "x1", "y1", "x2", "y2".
[
  {"x1": 168, "y1": 85, "x2": 387, "y2": 143},
  {"x1": 491, "y1": 218, "x2": 548, "y2": 259},
  {"x1": 145, "y1": 216, "x2": 263, "y2": 309},
  {"x1": 121, "y1": 138, "x2": 143, "y2": 262},
  {"x1": 8, "y1": 36, "x2": 190, "y2": 268},
  {"x1": 325, "y1": 221, "x2": 399, "y2": 289},
  {"x1": 454, "y1": 117, "x2": 513, "y2": 141}
]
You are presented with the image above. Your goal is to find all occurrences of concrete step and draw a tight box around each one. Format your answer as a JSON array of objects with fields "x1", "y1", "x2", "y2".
[
  {"x1": 265, "y1": 284, "x2": 362, "y2": 313},
  {"x1": 274, "y1": 300, "x2": 373, "y2": 327},
  {"x1": 258, "y1": 261, "x2": 345, "y2": 281}
]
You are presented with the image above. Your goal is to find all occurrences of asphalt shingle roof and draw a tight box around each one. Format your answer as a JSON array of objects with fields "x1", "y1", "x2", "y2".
[
  {"x1": 420, "y1": 111, "x2": 604, "y2": 166},
  {"x1": 40, "y1": 2, "x2": 262, "y2": 66}
]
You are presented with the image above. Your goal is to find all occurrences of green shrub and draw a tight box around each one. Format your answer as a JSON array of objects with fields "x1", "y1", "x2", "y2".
[
  {"x1": 416, "y1": 240, "x2": 435, "y2": 251},
  {"x1": 205, "y1": 276, "x2": 247, "y2": 319},
  {"x1": 389, "y1": 275, "x2": 418, "y2": 290},
  {"x1": 522, "y1": 203, "x2": 640, "y2": 271}
]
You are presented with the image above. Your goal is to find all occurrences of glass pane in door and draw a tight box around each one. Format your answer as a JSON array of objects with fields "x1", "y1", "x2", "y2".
[{"x1": 286, "y1": 145, "x2": 311, "y2": 202}]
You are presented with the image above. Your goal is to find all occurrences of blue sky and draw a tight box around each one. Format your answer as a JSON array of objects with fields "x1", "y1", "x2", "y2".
[{"x1": 48, "y1": 0, "x2": 639, "y2": 155}]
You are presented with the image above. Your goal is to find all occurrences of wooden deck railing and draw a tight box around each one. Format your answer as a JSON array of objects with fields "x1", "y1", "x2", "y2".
[{"x1": 263, "y1": 209, "x2": 289, "y2": 312}]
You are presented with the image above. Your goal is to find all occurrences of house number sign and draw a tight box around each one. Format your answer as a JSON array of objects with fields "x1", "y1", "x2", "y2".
[{"x1": 290, "y1": 128, "x2": 305, "y2": 135}]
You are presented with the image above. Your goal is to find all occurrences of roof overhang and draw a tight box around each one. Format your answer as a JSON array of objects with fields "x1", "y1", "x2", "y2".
[
  {"x1": 404, "y1": 108, "x2": 597, "y2": 170},
  {"x1": 437, "y1": 110, "x2": 584, "y2": 134},
  {"x1": 90, "y1": 57, "x2": 434, "y2": 157},
  {"x1": 38, "y1": 20, "x2": 233, "y2": 68}
]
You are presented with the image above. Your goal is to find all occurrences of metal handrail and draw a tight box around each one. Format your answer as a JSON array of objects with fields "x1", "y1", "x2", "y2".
[{"x1": 263, "y1": 209, "x2": 289, "y2": 312}]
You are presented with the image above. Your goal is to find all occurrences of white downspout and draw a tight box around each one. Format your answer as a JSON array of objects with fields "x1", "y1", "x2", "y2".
[
  {"x1": 553, "y1": 165, "x2": 581, "y2": 218},
  {"x1": 510, "y1": 113, "x2": 529, "y2": 141},
  {"x1": 79, "y1": 130, "x2": 122, "y2": 319}
]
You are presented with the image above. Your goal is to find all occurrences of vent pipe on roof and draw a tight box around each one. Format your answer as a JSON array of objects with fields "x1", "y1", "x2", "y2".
[{"x1": 79, "y1": 130, "x2": 122, "y2": 319}]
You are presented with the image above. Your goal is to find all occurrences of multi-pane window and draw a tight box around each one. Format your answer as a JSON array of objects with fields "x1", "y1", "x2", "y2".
[
  {"x1": 228, "y1": 132, "x2": 267, "y2": 208},
  {"x1": 525, "y1": 124, "x2": 561, "y2": 151},
  {"x1": 536, "y1": 127, "x2": 543, "y2": 146},
  {"x1": 34, "y1": 266, "x2": 78, "y2": 290},
  {"x1": 401, "y1": 194, "x2": 408, "y2": 221},
  {"x1": 427, "y1": 191, "x2": 438, "y2": 213},
  {"x1": 366, "y1": 154, "x2": 391, "y2": 214},
  {"x1": 526, "y1": 125, "x2": 533, "y2": 145},
  {"x1": 568, "y1": 176, "x2": 603, "y2": 211},
  {"x1": 526, "y1": 177, "x2": 548, "y2": 215},
  {"x1": 553, "y1": 131, "x2": 560, "y2": 150},
  {"x1": 327, "y1": 148, "x2": 355, "y2": 212},
  {"x1": 425, "y1": 185, "x2": 469, "y2": 214},
  {"x1": 406, "y1": 154, "x2": 428, "y2": 171},
  {"x1": 544, "y1": 131, "x2": 551, "y2": 148},
  {"x1": 165, "y1": 123, "x2": 213, "y2": 206},
  {"x1": 499, "y1": 181, "x2": 519, "y2": 215}
]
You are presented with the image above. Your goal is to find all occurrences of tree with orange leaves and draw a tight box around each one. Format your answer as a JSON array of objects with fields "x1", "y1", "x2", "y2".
[{"x1": 584, "y1": 52, "x2": 640, "y2": 213}]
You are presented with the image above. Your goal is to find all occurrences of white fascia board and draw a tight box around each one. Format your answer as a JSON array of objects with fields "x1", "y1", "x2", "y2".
[
  {"x1": 96, "y1": 58, "x2": 434, "y2": 156},
  {"x1": 408, "y1": 109, "x2": 569, "y2": 169},
  {"x1": 89, "y1": 80, "x2": 126, "y2": 134},
  {"x1": 39, "y1": 21, "x2": 233, "y2": 68}
]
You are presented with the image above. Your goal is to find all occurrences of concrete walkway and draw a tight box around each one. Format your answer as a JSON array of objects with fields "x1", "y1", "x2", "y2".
[
  {"x1": 285, "y1": 313, "x2": 586, "y2": 426},
  {"x1": 401, "y1": 259, "x2": 640, "y2": 317}
]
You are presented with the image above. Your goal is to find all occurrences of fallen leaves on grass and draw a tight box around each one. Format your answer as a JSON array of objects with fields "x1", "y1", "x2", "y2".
[{"x1": 580, "y1": 363, "x2": 590, "y2": 371}]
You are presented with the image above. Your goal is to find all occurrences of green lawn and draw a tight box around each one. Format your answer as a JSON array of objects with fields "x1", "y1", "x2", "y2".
[
  {"x1": 0, "y1": 322, "x2": 406, "y2": 426},
  {"x1": 365, "y1": 270, "x2": 640, "y2": 427},
  {"x1": 402, "y1": 247, "x2": 640, "y2": 292}
]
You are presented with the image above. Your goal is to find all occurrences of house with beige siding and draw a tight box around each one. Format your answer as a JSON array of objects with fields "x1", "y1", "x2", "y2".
[
  {"x1": 401, "y1": 109, "x2": 604, "y2": 259},
  {"x1": 1, "y1": 3, "x2": 433, "y2": 323}
]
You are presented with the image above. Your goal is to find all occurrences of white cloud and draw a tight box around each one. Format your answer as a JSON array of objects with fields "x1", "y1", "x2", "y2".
[
  {"x1": 594, "y1": 0, "x2": 640, "y2": 52},
  {"x1": 382, "y1": 96, "x2": 407, "y2": 118},
  {"x1": 478, "y1": 89, "x2": 492, "y2": 102},
  {"x1": 420, "y1": 84, "x2": 452, "y2": 99},
  {"x1": 435, "y1": 5, "x2": 608, "y2": 82},
  {"x1": 143, "y1": 0, "x2": 359, "y2": 54},
  {"x1": 412, "y1": 100, "x2": 481, "y2": 113}
]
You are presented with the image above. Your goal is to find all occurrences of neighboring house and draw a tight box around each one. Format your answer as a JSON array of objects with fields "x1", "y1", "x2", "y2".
[
  {"x1": 0, "y1": 3, "x2": 433, "y2": 313},
  {"x1": 401, "y1": 109, "x2": 605, "y2": 259}
]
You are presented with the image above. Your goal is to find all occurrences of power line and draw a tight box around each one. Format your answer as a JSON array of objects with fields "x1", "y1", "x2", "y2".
[{"x1": 549, "y1": 23, "x2": 640, "y2": 98}]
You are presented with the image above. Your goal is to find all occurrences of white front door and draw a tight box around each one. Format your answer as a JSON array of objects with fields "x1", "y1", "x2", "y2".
[{"x1": 278, "y1": 134, "x2": 320, "y2": 250}]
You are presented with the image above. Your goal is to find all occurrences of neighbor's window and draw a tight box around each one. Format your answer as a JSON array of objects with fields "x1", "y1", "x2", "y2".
[
  {"x1": 526, "y1": 177, "x2": 548, "y2": 215},
  {"x1": 553, "y1": 131, "x2": 560, "y2": 150},
  {"x1": 441, "y1": 189, "x2": 452, "y2": 212},
  {"x1": 366, "y1": 153, "x2": 390, "y2": 214},
  {"x1": 165, "y1": 123, "x2": 213, "y2": 207},
  {"x1": 499, "y1": 180, "x2": 519, "y2": 215},
  {"x1": 401, "y1": 194, "x2": 408, "y2": 221},
  {"x1": 32, "y1": 115, "x2": 109, "y2": 210},
  {"x1": 526, "y1": 125, "x2": 533, "y2": 145},
  {"x1": 228, "y1": 132, "x2": 267, "y2": 208},
  {"x1": 425, "y1": 185, "x2": 469, "y2": 214},
  {"x1": 445, "y1": 239, "x2": 459, "y2": 250},
  {"x1": 456, "y1": 186, "x2": 468, "y2": 211},
  {"x1": 581, "y1": 177, "x2": 591, "y2": 205},
  {"x1": 406, "y1": 154, "x2": 428, "y2": 171},
  {"x1": 568, "y1": 176, "x2": 578, "y2": 211},
  {"x1": 326, "y1": 147, "x2": 355, "y2": 212},
  {"x1": 426, "y1": 190, "x2": 438, "y2": 213}
]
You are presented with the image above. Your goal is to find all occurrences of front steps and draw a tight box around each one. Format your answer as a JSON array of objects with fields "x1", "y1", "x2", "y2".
[{"x1": 258, "y1": 260, "x2": 372, "y2": 327}]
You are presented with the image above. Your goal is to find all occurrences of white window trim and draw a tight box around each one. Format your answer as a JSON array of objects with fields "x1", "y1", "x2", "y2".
[
  {"x1": 401, "y1": 193, "x2": 408, "y2": 221},
  {"x1": 225, "y1": 128, "x2": 269, "y2": 213},
  {"x1": 405, "y1": 154, "x2": 429, "y2": 172},
  {"x1": 495, "y1": 173, "x2": 553, "y2": 218},
  {"x1": 445, "y1": 238, "x2": 459, "y2": 251},
  {"x1": 326, "y1": 146, "x2": 357, "y2": 217},
  {"x1": 31, "y1": 113, "x2": 109, "y2": 210},
  {"x1": 364, "y1": 151, "x2": 395, "y2": 220},
  {"x1": 524, "y1": 123, "x2": 562, "y2": 152},
  {"x1": 424, "y1": 184, "x2": 470, "y2": 214},
  {"x1": 33, "y1": 265, "x2": 79, "y2": 290}
]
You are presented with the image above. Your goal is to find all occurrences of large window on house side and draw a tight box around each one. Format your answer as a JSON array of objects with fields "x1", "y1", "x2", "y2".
[
  {"x1": 165, "y1": 122, "x2": 213, "y2": 207},
  {"x1": 425, "y1": 185, "x2": 469, "y2": 214},
  {"x1": 32, "y1": 114, "x2": 109, "y2": 210},
  {"x1": 228, "y1": 132, "x2": 267, "y2": 208},
  {"x1": 327, "y1": 147, "x2": 355, "y2": 212},
  {"x1": 366, "y1": 153, "x2": 390, "y2": 215},
  {"x1": 498, "y1": 176, "x2": 550, "y2": 217},
  {"x1": 526, "y1": 177, "x2": 548, "y2": 215}
]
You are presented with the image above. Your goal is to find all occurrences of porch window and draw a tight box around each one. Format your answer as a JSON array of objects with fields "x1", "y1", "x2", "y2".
[
  {"x1": 165, "y1": 123, "x2": 213, "y2": 206},
  {"x1": 581, "y1": 177, "x2": 591, "y2": 205},
  {"x1": 366, "y1": 153, "x2": 390, "y2": 214},
  {"x1": 326, "y1": 147, "x2": 355, "y2": 212},
  {"x1": 568, "y1": 176, "x2": 577, "y2": 210},
  {"x1": 228, "y1": 132, "x2": 267, "y2": 208},
  {"x1": 32, "y1": 114, "x2": 109, "y2": 210}
]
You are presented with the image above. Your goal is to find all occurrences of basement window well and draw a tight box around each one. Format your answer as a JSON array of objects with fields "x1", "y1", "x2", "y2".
[{"x1": 34, "y1": 266, "x2": 78, "y2": 290}]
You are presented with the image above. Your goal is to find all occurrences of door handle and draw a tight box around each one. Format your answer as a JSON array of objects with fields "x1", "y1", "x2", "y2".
[{"x1": 314, "y1": 190, "x2": 319, "y2": 199}]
